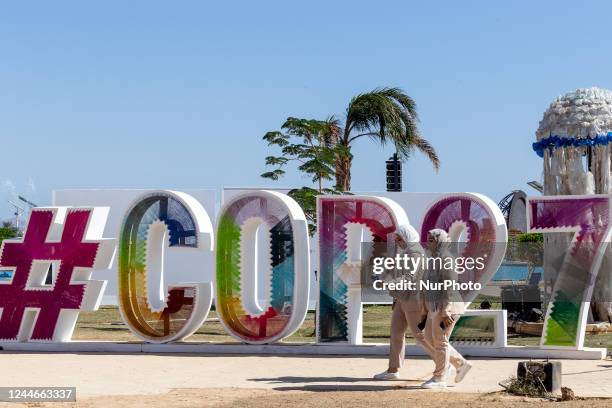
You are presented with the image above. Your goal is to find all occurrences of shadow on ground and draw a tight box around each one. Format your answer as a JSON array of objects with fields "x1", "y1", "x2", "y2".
[{"x1": 248, "y1": 375, "x2": 431, "y2": 392}]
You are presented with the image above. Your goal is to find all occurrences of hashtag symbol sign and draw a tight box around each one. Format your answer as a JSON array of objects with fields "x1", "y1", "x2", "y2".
[{"x1": 0, "y1": 208, "x2": 115, "y2": 342}]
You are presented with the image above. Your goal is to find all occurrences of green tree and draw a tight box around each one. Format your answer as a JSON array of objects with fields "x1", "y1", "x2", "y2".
[
  {"x1": 261, "y1": 117, "x2": 347, "y2": 192},
  {"x1": 0, "y1": 221, "x2": 20, "y2": 244},
  {"x1": 261, "y1": 87, "x2": 440, "y2": 230},
  {"x1": 506, "y1": 232, "x2": 544, "y2": 277},
  {"x1": 335, "y1": 87, "x2": 439, "y2": 191},
  {"x1": 261, "y1": 117, "x2": 348, "y2": 234}
]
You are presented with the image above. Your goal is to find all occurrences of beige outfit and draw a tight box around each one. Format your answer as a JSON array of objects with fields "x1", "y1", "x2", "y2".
[
  {"x1": 390, "y1": 299, "x2": 465, "y2": 371},
  {"x1": 421, "y1": 269, "x2": 466, "y2": 379},
  {"x1": 384, "y1": 225, "x2": 466, "y2": 373},
  {"x1": 423, "y1": 306, "x2": 465, "y2": 379},
  {"x1": 384, "y1": 229, "x2": 464, "y2": 370},
  {"x1": 421, "y1": 228, "x2": 467, "y2": 380},
  {"x1": 388, "y1": 296, "x2": 425, "y2": 369}
]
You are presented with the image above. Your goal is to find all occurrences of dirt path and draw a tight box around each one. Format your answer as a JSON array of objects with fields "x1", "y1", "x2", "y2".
[
  {"x1": 0, "y1": 388, "x2": 609, "y2": 408},
  {"x1": 0, "y1": 353, "x2": 610, "y2": 406}
]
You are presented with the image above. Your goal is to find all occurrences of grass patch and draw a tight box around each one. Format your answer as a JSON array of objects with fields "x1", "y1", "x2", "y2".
[{"x1": 74, "y1": 304, "x2": 612, "y2": 351}]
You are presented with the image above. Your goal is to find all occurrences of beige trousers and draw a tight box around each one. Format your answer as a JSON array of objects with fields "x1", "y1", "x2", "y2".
[
  {"x1": 423, "y1": 310, "x2": 465, "y2": 380},
  {"x1": 389, "y1": 300, "x2": 465, "y2": 372}
]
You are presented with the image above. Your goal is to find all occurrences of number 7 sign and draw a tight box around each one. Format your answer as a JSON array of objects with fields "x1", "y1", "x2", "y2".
[{"x1": 527, "y1": 195, "x2": 611, "y2": 349}]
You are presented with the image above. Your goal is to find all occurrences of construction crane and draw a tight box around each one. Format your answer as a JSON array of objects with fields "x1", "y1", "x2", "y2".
[
  {"x1": 7, "y1": 200, "x2": 25, "y2": 229},
  {"x1": 18, "y1": 195, "x2": 38, "y2": 208}
]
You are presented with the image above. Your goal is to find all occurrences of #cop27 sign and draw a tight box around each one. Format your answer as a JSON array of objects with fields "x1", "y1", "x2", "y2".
[{"x1": 0, "y1": 190, "x2": 609, "y2": 350}]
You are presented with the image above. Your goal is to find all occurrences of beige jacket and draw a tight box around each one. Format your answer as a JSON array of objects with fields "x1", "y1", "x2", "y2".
[
  {"x1": 381, "y1": 240, "x2": 425, "y2": 311},
  {"x1": 422, "y1": 229, "x2": 466, "y2": 316}
]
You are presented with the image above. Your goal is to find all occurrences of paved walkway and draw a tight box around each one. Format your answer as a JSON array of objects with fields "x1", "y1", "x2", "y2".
[{"x1": 0, "y1": 352, "x2": 611, "y2": 398}]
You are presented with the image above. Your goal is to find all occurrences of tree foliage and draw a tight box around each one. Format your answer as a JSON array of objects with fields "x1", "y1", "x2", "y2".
[
  {"x1": 261, "y1": 117, "x2": 349, "y2": 191},
  {"x1": 262, "y1": 87, "x2": 440, "y2": 192},
  {"x1": 336, "y1": 87, "x2": 439, "y2": 190},
  {"x1": 261, "y1": 118, "x2": 349, "y2": 234},
  {"x1": 0, "y1": 221, "x2": 20, "y2": 244},
  {"x1": 260, "y1": 87, "x2": 440, "y2": 231}
]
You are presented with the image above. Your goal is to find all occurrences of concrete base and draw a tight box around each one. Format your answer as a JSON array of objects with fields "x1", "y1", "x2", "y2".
[{"x1": 0, "y1": 341, "x2": 606, "y2": 360}]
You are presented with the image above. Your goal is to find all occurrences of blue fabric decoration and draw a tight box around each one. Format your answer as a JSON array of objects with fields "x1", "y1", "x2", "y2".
[{"x1": 533, "y1": 132, "x2": 612, "y2": 157}]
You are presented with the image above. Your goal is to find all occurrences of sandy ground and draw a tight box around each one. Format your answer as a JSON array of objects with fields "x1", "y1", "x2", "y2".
[
  {"x1": 0, "y1": 353, "x2": 610, "y2": 407},
  {"x1": 1, "y1": 388, "x2": 610, "y2": 408}
]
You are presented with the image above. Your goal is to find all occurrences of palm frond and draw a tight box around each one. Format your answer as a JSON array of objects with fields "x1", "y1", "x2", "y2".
[
  {"x1": 344, "y1": 87, "x2": 438, "y2": 171},
  {"x1": 409, "y1": 135, "x2": 440, "y2": 171},
  {"x1": 322, "y1": 115, "x2": 342, "y2": 146}
]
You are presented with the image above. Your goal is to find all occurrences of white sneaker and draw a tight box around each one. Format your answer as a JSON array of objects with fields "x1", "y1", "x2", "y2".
[
  {"x1": 446, "y1": 365, "x2": 456, "y2": 382},
  {"x1": 454, "y1": 361, "x2": 473, "y2": 383},
  {"x1": 421, "y1": 378, "x2": 447, "y2": 389},
  {"x1": 373, "y1": 370, "x2": 400, "y2": 380}
]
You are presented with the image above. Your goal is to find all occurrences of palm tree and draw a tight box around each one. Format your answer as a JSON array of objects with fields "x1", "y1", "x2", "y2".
[{"x1": 334, "y1": 87, "x2": 439, "y2": 191}]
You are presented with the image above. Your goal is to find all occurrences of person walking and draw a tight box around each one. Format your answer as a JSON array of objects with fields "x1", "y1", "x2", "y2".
[
  {"x1": 372, "y1": 224, "x2": 427, "y2": 380},
  {"x1": 419, "y1": 228, "x2": 472, "y2": 389}
]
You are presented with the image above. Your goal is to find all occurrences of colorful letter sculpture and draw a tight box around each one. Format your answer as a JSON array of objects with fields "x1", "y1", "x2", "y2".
[
  {"x1": 2, "y1": 188, "x2": 609, "y2": 356},
  {"x1": 317, "y1": 196, "x2": 409, "y2": 343},
  {"x1": 216, "y1": 190, "x2": 309, "y2": 343},
  {"x1": 528, "y1": 195, "x2": 611, "y2": 348},
  {"x1": 420, "y1": 193, "x2": 508, "y2": 304},
  {"x1": 118, "y1": 191, "x2": 214, "y2": 343},
  {"x1": 0, "y1": 207, "x2": 115, "y2": 342}
]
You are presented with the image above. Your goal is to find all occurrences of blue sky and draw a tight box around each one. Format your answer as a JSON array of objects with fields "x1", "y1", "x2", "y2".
[{"x1": 1, "y1": 1, "x2": 611, "y2": 219}]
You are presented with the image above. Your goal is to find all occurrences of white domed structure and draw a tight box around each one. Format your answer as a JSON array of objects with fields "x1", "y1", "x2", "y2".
[
  {"x1": 534, "y1": 87, "x2": 612, "y2": 325},
  {"x1": 534, "y1": 87, "x2": 612, "y2": 196},
  {"x1": 536, "y1": 87, "x2": 612, "y2": 140}
]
